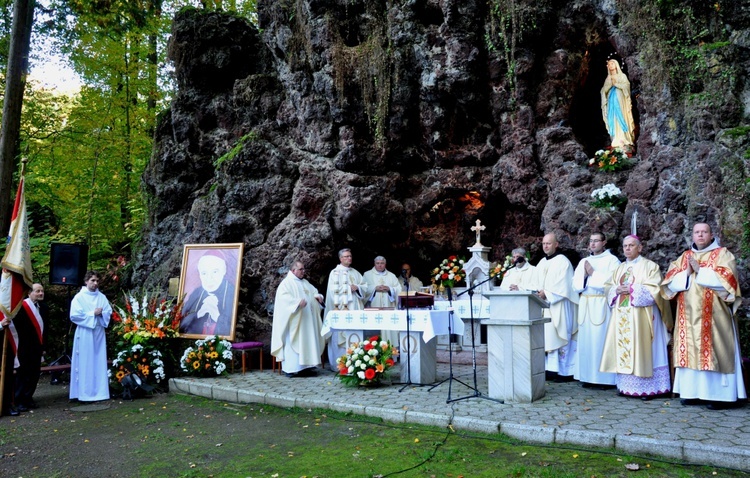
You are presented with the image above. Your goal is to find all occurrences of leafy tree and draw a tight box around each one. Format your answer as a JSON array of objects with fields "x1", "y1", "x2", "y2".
[{"x1": 0, "y1": 0, "x2": 35, "y2": 234}]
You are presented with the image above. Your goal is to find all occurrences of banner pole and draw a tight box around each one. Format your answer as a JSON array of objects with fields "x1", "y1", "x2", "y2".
[{"x1": 0, "y1": 330, "x2": 9, "y2": 415}]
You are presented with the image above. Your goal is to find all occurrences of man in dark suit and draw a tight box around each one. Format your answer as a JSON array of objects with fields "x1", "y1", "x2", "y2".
[{"x1": 13, "y1": 283, "x2": 47, "y2": 411}]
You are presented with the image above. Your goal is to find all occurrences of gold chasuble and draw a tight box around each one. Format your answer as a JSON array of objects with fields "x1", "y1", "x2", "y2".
[
  {"x1": 601, "y1": 258, "x2": 672, "y2": 377},
  {"x1": 662, "y1": 247, "x2": 742, "y2": 374}
]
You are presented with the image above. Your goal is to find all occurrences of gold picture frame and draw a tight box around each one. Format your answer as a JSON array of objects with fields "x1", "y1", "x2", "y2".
[{"x1": 177, "y1": 243, "x2": 244, "y2": 341}]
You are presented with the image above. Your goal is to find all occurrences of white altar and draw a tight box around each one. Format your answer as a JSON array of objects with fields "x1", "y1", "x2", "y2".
[
  {"x1": 433, "y1": 298, "x2": 491, "y2": 351},
  {"x1": 322, "y1": 309, "x2": 463, "y2": 383}
]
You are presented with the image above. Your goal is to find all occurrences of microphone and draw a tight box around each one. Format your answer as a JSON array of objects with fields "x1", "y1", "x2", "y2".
[{"x1": 401, "y1": 268, "x2": 409, "y2": 278}]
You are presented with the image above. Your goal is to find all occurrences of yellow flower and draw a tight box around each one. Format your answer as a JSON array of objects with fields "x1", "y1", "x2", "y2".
[
  {"x1": 210, "y1": 351, "x2": 219, "y2": 359},
  {"x1": 192, "y1": 361, "x2": 200, "y2": 370}
]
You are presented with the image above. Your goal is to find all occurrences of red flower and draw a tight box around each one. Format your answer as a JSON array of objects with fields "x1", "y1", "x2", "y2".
[
  {"x1": 385, "y1": 358, "x2": 395, "y2": 367},
  {"x1": 441, "y1": 273, "x2": 449, "y2": 280},
  {"x1": 448, "y1": 255, "x2": 457, "y2": 261},
  {"x1": 364, "y1": 343, "x2": 373, "y2": 351},
  {"x1": 364, "y1": 368, "x2": 376, "y2": 380},
  {"x1": 369, "y1": 335, "x2": 379, "y2": 342}
]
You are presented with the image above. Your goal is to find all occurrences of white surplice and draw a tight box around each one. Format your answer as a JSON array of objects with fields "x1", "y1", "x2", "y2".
[
  {"x1": 272, "y1": 271, "x2": 325, "y2": 374},
  {"x1": 69, "y1": 287, "x2": 112, "y2": 402},
  {"x1": 324, "y1": 265, "x2": 369, "y2": 368},
  {"x1": 572, "y1": 250, "x2": 620, "y2": 385},
  {"x1": 363, "y1": 268, "x2": 402, "y2": 345},
  {"x1": 537, "y1": 254, "x2": 579, "y2": 376}
]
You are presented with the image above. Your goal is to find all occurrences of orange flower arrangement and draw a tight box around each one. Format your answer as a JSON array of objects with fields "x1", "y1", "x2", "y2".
[
  {"x1": 588, "y1": 147, "x2": 631, "y2": 172},
  {"x1": 112, "y1": 292, "x2": 183, "y2": 346},
  {"x1": 110, "y1": 344, "x2": 165, "y2": 384},
  {"x1": 430, "y1": 255, "x2": 466, "y2": 288}
]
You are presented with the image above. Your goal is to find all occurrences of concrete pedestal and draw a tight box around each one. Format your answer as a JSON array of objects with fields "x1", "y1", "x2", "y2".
[
  {"x1": 482, "y1": 317, "x2": 549, "y2": 403},
  {"x1": 398, "y1": 331, "x2": 437, "y2": 384},
  {"x1": 481, "y1": 291, "x2": 549, "y2": 403}
]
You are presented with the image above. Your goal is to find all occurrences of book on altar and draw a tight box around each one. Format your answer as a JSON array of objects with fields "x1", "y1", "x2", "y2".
[
  {"x1": 364, "y1": 307, "x2": 395, "y2": 311},
  {"x1": 397, "y1": 292, "x2": 434, "y2": 309},
  {"x1": 398, "y1": 290, "x2": 418, "y2": 296}
]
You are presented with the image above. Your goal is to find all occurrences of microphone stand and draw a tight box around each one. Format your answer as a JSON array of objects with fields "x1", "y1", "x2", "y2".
[
  {"x1": 448, "y1": 275, "x2": 503, "y2": 404},
  {"x1": 49, "y1": 286, "x2": 74, "y2": 385},
  {"x1": 397, "y1": 272, "x2": 428, "y2": 391},
  {"x1": 428, "y1": 284, "x2": 471, "y2": 401}
]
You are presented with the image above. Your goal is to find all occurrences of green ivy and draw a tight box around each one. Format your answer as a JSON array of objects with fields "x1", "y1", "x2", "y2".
[{"x1": 213, "y1": 131, "x2": 259, "y2": 169}]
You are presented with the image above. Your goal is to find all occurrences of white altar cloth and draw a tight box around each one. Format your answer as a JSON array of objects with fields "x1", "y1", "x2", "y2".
[
  {"x1": 321, "y1": 309, "x2": 462, "y2": 342},
  {"x1": 433, "y1": 299, "x2": 491, "y2": 321}
]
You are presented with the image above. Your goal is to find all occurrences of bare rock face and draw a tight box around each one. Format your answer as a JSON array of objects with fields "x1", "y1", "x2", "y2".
[{"x1": 135, "y1": 2, "x2": 750, "y2": 340}]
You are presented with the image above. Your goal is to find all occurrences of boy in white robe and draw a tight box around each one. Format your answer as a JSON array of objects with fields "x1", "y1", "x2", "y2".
[{"x1": 70, "y1": 271, "x2": 112, "y2": 402}]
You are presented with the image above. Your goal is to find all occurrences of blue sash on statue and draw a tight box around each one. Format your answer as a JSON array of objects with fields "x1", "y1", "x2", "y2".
[{"x1": 607, "y1": 87, "x2": 629, "y2": 135}]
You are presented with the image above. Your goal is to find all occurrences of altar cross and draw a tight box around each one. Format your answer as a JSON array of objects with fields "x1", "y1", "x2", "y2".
[{"x1": 471, "y1": 219, "x2": 486, "y2": 246}]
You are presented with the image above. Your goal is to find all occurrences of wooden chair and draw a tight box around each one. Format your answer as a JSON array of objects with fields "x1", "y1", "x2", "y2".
[{"x1": 231, "y1": 341, "x2": 264, "y2": 374}]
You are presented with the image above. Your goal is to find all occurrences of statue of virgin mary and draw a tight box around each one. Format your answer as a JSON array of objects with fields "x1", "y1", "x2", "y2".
[{"x1": 600, "y1": 55, "x2": 635, "y2": 152}]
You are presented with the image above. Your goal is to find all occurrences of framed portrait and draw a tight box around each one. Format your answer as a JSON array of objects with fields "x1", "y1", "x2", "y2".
[{"x1": 177, "y1": 243, "x2": 244, "y2": 341}]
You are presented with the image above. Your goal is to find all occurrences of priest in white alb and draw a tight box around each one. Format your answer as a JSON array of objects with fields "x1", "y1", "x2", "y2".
[
  {"x1": 363, "y1": 256, "x2": 402, "y2": 344},
  {"x1": 324, "y1": 248, "x2": 370, "y2": 369},
  {"x1": 272, "y1": 261, "x2": 325, "y2": 377},
  {"x1": 500, "y1": 248, "x2": 538, "y2": 292},
  {"x1": 69, "y1": 271, "x2": 112, "y2": 402},
  {"x1": 537, "y1": 233, "x2": 579, "y2": 381},
  {"x1": 572, "y1": 232, "x2": 620, "y2": 387}
]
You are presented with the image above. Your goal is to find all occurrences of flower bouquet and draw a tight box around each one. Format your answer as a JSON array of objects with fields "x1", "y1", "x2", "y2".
[
  {"x1": 111, "y1": 291, "x2": 183, "y2": 348},
  {"x1": 590, "y1": 183, "x2": 627, "y2": 210},
  {"x1": 489, "y1": 255, "x2": 514, "y2": 279},
  {"x1": 588, "y1": 147, "x2": 631, "y2": 172},
  {"x1": 110, "y1": 344, "x2": 166, "y2": 385},
  {"x1": 180, "y1": 335, "x2": 233, "y2": 377},
  {"x1": 336, "y1": 335, "x2": 398, "y2": 386},
  {"x1": 430, "y1": 255, "x2": 466, "y2": 288}
]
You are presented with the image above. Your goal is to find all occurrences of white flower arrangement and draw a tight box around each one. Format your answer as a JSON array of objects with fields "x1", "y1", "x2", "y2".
[
  {"x1": 590, "y1": 183, "x2": 626, "y2": 210},
  {"x1": 336, "y1": 335, "x2": 398, "y2": 386}
]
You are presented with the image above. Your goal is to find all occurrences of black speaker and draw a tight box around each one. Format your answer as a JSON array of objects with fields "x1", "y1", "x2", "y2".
[{"x1": 49, "y1": 243, "x2": 89, "y2": 286}]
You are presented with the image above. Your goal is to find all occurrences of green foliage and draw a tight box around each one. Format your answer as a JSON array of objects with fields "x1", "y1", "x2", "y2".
[
  {"x1": 330, "y1": 4, "x2": 392, "y2": 146},
  {"x1": 213, "y1": 131, "x2": 258, "y2": 169},
  {"x1": 485, "y1": 0, "x2": 541, "y2": 106},
  {"x1": 725, "y1": 126, "x2": 750, "y2": 139},
  {"x1": 618, "y1": 0, "x2": 736, "y2": 117},
  {"x1": 739, "y1": 318, "x2": 750, "y2": 359}
]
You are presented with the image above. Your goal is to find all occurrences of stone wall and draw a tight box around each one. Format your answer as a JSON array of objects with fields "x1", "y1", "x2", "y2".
[{"x1": 134, "y1": 1, "x2": 750, "y2": 340}]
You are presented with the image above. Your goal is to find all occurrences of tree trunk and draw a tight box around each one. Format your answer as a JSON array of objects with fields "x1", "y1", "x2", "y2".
[{"x1": 0, "y1": 0, "x2": 34, "y2": 235}]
